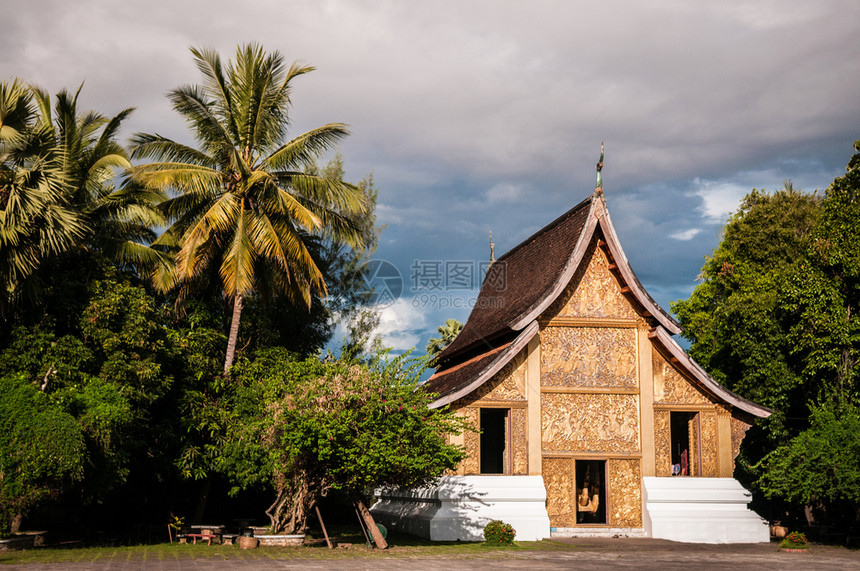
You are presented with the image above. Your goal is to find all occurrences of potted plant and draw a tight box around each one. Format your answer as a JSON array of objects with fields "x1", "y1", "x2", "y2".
[{"x1": 779, "y1": 531, "x2": 810, "y2": 553}]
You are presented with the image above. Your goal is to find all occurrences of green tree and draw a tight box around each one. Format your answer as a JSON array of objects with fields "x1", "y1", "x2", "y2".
[
  {"x1": 426, "y1": 318, "x2": 463, "y2": 358},
  {"x1": 130, "y1": 44, "x2": 368, "y2": 375},
  {"x1": 759, "y1": 401, "x2": 860, "y2": 510},
  {"x1": 672, "y1": 183, "x2": 821, "y2": 450},
  {"x1": 0, "y1": 374, "x2": 86, "y2": 536},
  {"x1": 30, "y1": 84, "x2": 165, "y2": 268},
  {"x1": 0, "y1": 79, "x2": 83, "y2": 313},
  {"x1": 218, "y1": 350, "x2": 467, "y2": 535}
]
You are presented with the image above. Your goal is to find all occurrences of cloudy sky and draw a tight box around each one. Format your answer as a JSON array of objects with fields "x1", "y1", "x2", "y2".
[{"x1": 4, "y1": 1, "x2": 859, "y2": 352}]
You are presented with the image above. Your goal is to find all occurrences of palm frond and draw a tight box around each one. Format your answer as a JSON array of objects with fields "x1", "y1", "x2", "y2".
[{"x1": 264, "y1": 123, "x2": 350, "y2": 171}]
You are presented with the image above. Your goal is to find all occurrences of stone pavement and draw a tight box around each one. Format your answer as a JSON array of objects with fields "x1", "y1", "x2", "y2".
[{"x1": 3, "y1": 538, "x2": 860, "y2": 570}]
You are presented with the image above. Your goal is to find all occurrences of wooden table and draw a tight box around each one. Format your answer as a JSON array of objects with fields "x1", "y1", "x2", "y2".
[{"x1": 186, "y1": 533, "x2": 218, "y2": 545}]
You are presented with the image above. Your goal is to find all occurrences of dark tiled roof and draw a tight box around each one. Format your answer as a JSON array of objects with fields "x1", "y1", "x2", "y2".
[
  {"x1": 422, "y1": 339, "x2": 513, "y2": 402},
  {"x1": 437, "y1": 195, "x2": 593, "y2": 364}
]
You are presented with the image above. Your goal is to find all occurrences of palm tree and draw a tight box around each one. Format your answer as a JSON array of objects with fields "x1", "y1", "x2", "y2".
[
  {"x1": 426, "y1": 319, "x2": 463, "y2": 358},
  {"x1": 130, "y1": 44, "x2": 368, "y2": 375},
  {"x1": 30, "y1": 85, "x2": 165, "y2": 270},
  {"x1": 0, "y1": 78, "x2": 83, "y2": 314}
]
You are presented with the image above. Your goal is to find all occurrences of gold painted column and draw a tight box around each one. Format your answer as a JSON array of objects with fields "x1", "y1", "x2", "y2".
[
  {"x1": 526, "y1": 335, "x2": 542, "y2": 475},
  {"x1": 637, "y1": 326, "x2": 656, "y2": 477},
  {"x1": 451, "y1": 409, "x2": 467, "y2": 475},
  {"x1": 717, "y1": 408, "x2": 733, "y2": 478}
]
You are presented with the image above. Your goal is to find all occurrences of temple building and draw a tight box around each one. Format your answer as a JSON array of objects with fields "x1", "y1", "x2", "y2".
[{"x1": 372, "y1": 182, "x2": 771, "y2": 544}]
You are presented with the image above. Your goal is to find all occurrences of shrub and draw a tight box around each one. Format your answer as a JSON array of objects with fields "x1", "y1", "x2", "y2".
[
  {"x1": 483, "y1": 520, "x2": 516, "y2": 544},
  {"x1": 780, "y1": 531, "x2": 809, "y2": 549}
]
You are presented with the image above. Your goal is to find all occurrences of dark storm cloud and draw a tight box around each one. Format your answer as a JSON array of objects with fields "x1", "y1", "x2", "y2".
[{"x1": 3, "y1": 0, "x2": 858, "y2": 349}]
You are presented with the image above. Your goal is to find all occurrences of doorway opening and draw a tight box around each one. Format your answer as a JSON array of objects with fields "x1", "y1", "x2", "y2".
[
  {"x1": 480, "y1": 408, "x2": 510, "y2": 474},
  {"x1": 670, "y1": 411, "x2": 700, "y2": 476}
]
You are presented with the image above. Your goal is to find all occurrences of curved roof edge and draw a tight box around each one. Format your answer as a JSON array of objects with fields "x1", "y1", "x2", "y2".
[
  {"x1": 594, "y1": 196, "x2": 682, "y2": 335},
  {"x1": 509, "y1": 192, "x2": 681, "y2": 335},
  {"x1": 509, "y1": 200, "x2": 599, "y2": 331},
  {"x1": 428, "y1": 321, "x2": 539, "y2": 409},
  {"x1": 649, "y1": 326, "x2": 772, "y2": 418}
]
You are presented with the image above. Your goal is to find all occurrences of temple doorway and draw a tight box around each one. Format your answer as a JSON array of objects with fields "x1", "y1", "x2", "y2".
[
  {"x1": 670, "y1": 411, "x2": 701, "y2": 476},
  {"x1": 480, "y1": 408, "x2": 510, "y2": 474},
  {"x1": 575, "y1": 460, "x2": 607, "y2": 524}
]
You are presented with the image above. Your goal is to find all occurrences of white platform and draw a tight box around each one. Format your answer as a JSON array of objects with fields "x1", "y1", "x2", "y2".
[
  {"x1": 371, "y1": 475, "x2": 552, "y2": 541},
  {"x1": 642, "y1": 477, "x2": 769, "y2": 543}
]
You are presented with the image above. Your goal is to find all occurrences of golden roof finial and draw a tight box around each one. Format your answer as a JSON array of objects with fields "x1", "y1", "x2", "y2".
[{"x1": 489, "y1": 230, "x2": 496, "y2": 264}]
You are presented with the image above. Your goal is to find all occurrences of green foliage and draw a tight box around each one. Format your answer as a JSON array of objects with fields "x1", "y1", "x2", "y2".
[
  {"x1": 759, "y1": 402, "x2": 860, "y2": 506},
  {"x1": 676, "y1": 141, "x2": 860, "y2": 519},
  {"x1": 483, "y1": 520, "x2": 516, "y2": 544},
  {"x1": 780, "y1": 531, "x2": 809, "y2": 549},
  {"x1": 0, "y1": 374, "x2": 86, "y2": 535},
  {"x1": 217, "y1": 349, "x2": 468, "y2": 533},
  {"x1": 129, "y1": 44, "x2": 370, "y2": 374},
  {"x1": 426, "y1": 319, "x2": 463, "y2": 359},
  {"x1": 672, "y1": 184, "x2": 821, "y2": 448}
]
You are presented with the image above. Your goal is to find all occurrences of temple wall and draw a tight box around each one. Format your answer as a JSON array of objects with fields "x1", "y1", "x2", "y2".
[
  {"x1": 545, "y1": 241, "x2": 639, "y2": 320},
  {"x1": 608, "y1": 458, "x2": 643, "y2": 527},
  {"x1": 541, "y1": 393, "x2": 639, "y2": 453},
  {"x1": 446, "y1": 237, "x2": 750, "y2": 530},
  {"x1": 537, "y1": 239, "x2": 645, "y2": 528},
  {"x1": 541, "y1": 327, "x2": 637, "y2": 388},
  {"x1": 453, "y1": 349, "x2": 529, "y2": 476}
]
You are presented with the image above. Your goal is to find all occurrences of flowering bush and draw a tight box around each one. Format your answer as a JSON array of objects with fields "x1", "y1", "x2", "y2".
[
  {"x1": 780, "y1": 531, "x2": 809, "y2": 549},
  {"x1": 483, "y1": 520, "x2": 516, "y2": 544}
]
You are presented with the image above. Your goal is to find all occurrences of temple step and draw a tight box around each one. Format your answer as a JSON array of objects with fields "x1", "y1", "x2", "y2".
[{"x1": 642, "y1": 477, "x2": 769, "y2": 543}]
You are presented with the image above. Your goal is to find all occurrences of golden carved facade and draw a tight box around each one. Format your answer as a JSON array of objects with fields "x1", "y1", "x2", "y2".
[
  {"x1": 453, "y1": 347, "x2": 530, "y2": 475},
  {"x1": 459, "y1": 350, "x2": 527, "y2": 406},
  {"x1": 461, "y1": 407, "x2": 480, "y2": 475},
  {"x1": 512, "y1": 408, "x2": 528, "y2": 475},
  {"x1": 608, "y1": 459, "x2": 642, "y2": 527},
  {"x1": 445, "y1": 234, "x2": 757, "y2": 530},
  {"x1": 653, "y1": 349, "x2": 713, "y2": 405},
  {"x1": 730, "y1": 417, "x2": 752, "y2": 462},
  {"x1": 546, "y1": 241, "x2": 639, "y2": 320},
  {"x1": 654, "y1": 410, "x2": 672, "y2": 477},
  {"x1": 699, "y1": 412, "x2": 718, "y2": 477},
  {"x1": 540, "y1": 327, "x2": 637, "y2": 388},
  {"x1": 543, "y1": 457, "x2": 577, "y2": 527},
  {"x1": 542, "y1": 393, "x2": 640, "y2": 453}
]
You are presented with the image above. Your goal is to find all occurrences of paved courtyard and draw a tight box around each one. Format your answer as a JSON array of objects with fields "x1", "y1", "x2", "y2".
[{"x1": 2, "y1": 538, "x2": 859, "y2": 570}]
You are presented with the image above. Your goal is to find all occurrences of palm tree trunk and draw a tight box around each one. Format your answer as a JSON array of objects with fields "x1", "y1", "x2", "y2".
[{"x1": 223, "y1": 295, "x2": 244, "y2": 376}]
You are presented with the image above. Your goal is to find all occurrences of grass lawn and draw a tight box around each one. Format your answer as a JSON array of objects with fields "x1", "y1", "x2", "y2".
[{"x1": 0, "y1": 529, "x2": 577, "y2": 566}]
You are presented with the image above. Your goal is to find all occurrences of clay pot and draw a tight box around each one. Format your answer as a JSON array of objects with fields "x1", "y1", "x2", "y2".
[{"x1": 238, "y1": 536, "x2": 258, "y2": 550}]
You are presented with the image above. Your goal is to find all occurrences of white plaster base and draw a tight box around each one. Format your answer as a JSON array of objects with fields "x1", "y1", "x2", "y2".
[
  {"x1": 551, "y1": 527, "x2": 647, "y2": 538},
  {"x1": 642, "y1": 477, "x2": 769, "y2": 544},
  {"x1": 371, "y1": 475, "x2": 551, "y2": 541}
]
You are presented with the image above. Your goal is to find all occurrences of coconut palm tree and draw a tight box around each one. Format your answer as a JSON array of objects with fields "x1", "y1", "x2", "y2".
[
  {"x1": 30, "y1": 85, "x2": 165, "y2": 270},
  {"x1": 0, "y1": 79, "x2": 83, "y2": 314},
  {"x1": 130, "y1": 44, "x2": 368, "y2": 375},
  {"x1": 426, "y1": 319, "x2": 463, "y2": 358}
]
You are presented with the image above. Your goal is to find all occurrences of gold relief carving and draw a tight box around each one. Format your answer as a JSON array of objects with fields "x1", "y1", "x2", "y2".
[
  {"x1": 546, "y1": 241, "x2": 639, "y2": 320},
  {"x1": 541, "y1": 393, "x2": 640, "y2": 453},
  {"x1": 700, "y1": 412, "x2": 718, "y2": 477},
  {"x1": 461, "y1": 350, "x2": 527, "y2": 405},
  {"x1": 540, "y1": 327, "x2": 638, "y2": 389},
  {"x1": 654, "y1": 410, "x2": 672, "y2": 477},
  {"x1": 730, "y1": 417, "x2": 752, "y2": 461},
  {"x1": 543, "y1": 457, "x2": 577, "y2": 527},
  {"x1": 513, "y1": 408, "x2": 528, "y2": 475},
  {"x1": 608, "y1": 459, "x2": 642, "y2": 527},
  {"x1": 462, "y1": 407, "x2": 480, "y2": 475},
  {"x1": 654, "y1": 355, "x2": 712, "y2": 405}
]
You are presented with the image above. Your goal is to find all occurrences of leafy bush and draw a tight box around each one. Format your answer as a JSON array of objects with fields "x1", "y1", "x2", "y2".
[
  {"x1": 483, "y1": 520, "x2": 516, "y2": 544},
  {"x1": 780, "y1": 531, "x2": 808, "y2": 549}
]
